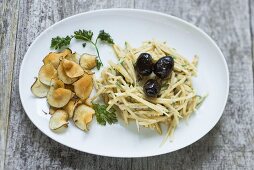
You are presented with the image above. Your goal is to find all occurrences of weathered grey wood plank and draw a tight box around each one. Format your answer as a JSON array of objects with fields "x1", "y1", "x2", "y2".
[
  {"x1": 4, "y1": 0, "x2": 134, "y2": 169},
  {"x1": 134, "y1": 0, "x2": 254, "y2": 169},
  {"x1": 4, "y1": 0, "x2": 254, "y2": 169},
  {"x1": 250, "y1": 0, "x2": 254, "y2": 81},
  {"x1": 0, "y1": 0, "x2": 19, "y2": 169}
]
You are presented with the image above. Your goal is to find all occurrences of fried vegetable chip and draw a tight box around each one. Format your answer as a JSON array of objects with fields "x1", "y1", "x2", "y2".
[
  {"x1": 50, "y1": 78, "x2": 65, "y2": 89},
  {"x1": 62, "y1": 59, "x2": 84, "y2": 78},
  {"x1": 63, "y1": 99, "x2": 77, "y2": 119},
  {"x1": 43, "y1": 52, "x2": 63, "y2": 69},
  {"x1": 62, "y1": 48, "x2": 72, "y2": 56},
  {"x1": 49, "y1": 106, "x2": 57, "y2": 115},
  {"x1": 73, "y1": 74, "x2": 93, "y2": 99},
  {"x1": 73, "y1": 104, "x2": 95, "y2": 131},
  {"x1": 43, "y1": 49, "x2": 72, "y2": 68},
  {"x1": 47, "y1": 87, "x2": 73, "y2": 108},
  {"x1": 65, "y1": 52, "x2": 79, "y2": 64},
  {"x1": 49, "y1": 110, "x2": 69, "y2": 130},
  {"x1": 57, "y1": 61, "x2": 78, "y2": 84},
  {"x1": 80, "y1": 53, "x2": 97, "y2": 70},
  {"x1": 31, "y1": 78, "x2": 49, "y2": 97},
  {"x1": 38, "y1": 63, "x2": 57, "y2": 85}
]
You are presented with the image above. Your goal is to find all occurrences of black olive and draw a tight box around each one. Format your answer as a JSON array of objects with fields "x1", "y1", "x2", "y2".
[
  {"x1": 153, "y1": 56, "x2": 174, "y2": 79},
  {"x1": 143, "y1": 79, "x2": 161, "y2": 97},
  {"x1": 135, "y1": 53, "x2": 153, "y2": 76}
]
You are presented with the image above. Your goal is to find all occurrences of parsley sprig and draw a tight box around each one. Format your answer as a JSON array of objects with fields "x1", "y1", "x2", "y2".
[
  {"x1": 50, "y1": 36, "x2": 73, "y2": 49},
  {"x1": 74, "y1": 30, "x2": 93, "y2": 41},
  {"x1": 96, "y1": 30, "x2": 114, "y2": 44},
  {"x1": 93, "y1": 103, "x2": 118, "y2": 125},
  {"x1": 50, "y1": 29, "x2": 114, "y2": 70}
]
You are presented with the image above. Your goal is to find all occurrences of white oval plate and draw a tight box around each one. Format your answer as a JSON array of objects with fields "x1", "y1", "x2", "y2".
[{"x1": 19, "y1": 9, "x2": 229, "y2": 157}]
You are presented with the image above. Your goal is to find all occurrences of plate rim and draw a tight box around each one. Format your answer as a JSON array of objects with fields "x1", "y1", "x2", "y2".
[{"x1": 19, "y1": 8, "x2": 229, "y2": 158}]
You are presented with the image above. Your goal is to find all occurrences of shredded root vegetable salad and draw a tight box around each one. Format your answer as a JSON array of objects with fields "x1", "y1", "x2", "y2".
[{"x1": 92, "y1": 40, "x2": 206, "y2": 142}]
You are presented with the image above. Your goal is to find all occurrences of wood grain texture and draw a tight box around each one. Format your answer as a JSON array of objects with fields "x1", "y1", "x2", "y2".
[
  {"x1": 250, "y1": 0, "x2": 254, "y2": 82},
  {"x1": 3, "y1": 0, "x2": 254, "y2": 169},
  {"x1": 0, "y1": 0, "x2": 19, "y2": 169}
]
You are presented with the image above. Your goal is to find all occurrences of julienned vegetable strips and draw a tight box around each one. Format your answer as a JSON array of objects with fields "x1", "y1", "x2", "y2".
[{"x1": 93, "y1": 40, "x2": 206, "y2": 142}]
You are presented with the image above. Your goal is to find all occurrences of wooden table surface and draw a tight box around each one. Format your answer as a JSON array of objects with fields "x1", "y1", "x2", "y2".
[{"x1": 1, "y1": 0, "x2": 254, "y2": 169}]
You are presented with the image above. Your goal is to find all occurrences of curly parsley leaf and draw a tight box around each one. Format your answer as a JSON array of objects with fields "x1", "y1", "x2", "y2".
[
  {"x1": 50, "y1": 36, "x2": 73, "y2": 49},
  {"x1": 96, "y1": 30, "x2": 114, "y2": 44},
  {"x1": 74, "y1": 30, "x2": 93, "y2": 41},
  {"x1": 93, "y1": 103, "x2": 118, "y2": 125}
]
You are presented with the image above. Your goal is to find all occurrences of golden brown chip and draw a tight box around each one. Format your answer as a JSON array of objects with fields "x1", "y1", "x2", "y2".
[
  {"x1": 47, "y1": 87, "x2": 73, "y2": 108},
  {"x1": 63, "y1": 99, "x2": 77, "y2": 119},
  {"x1": 62, "y1": 59, "x2": 84, "y2": 78},
  {"x1": 57, "y1": 61, "x2": 78, "y2": 84},
  {"x1": 80, "y1": 53, "x2": 97, "y2": 70},
  {"x1": 31, "y1": 78, "x2": 49, "y2": 97},
  {"x1": 62, "y1": 48, "x2": 72, "y2": 56},
  {"x1": 50, "y1": 78, "x2": 65, "y2": 89},
  {"x1": 65, "y1": 52, "x2": 79, "y2": 64},
  {"x1": 49, "y1": 106, "x2": 57, "y2": 115},
  {"x1": 43, "y1": 53, "x2": 63, "y2": 69},
  {"x1": 73, "y1": 104, "x2": 95, "y2": 131},
  {"x1": 38, "y1": 63, "x2": 57, "y2": 85},
  {"x1": 73, "y1": 74, "x2": 93, "y2": 99},
  {"x1": 49, "y1": 110, "x2": 69, "y2": 130},
  {"x1": 43, "y1": 49, "x2": 72, "y2": 68}
]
